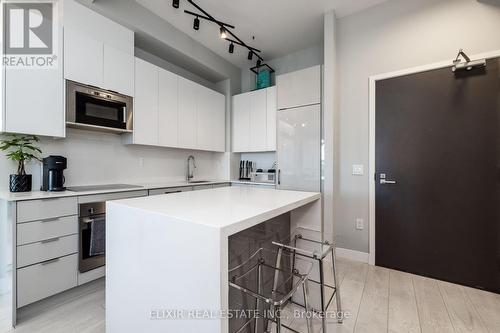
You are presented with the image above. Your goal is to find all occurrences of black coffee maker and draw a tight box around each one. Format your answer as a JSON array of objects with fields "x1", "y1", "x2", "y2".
[{"x1": 41, "y1": 156, "x2": 67, "y2": 191}]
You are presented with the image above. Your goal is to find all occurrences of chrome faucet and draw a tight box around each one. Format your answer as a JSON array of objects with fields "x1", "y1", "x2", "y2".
[{"x1": 187, "y1": 155, "x2": 196, "y2": 182}]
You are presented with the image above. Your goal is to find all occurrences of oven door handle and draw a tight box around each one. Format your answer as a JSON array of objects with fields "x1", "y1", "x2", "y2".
[{"x1": 81, "y1": 217, "x2": 94, "y2": 224}]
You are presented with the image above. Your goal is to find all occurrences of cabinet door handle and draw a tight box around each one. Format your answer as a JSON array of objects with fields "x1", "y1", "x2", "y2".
[
  {"x1": 40, "y1": 217, "x2": 60, "y2": 223},
  {"x1": 41, "y1": 258, "x2": 60, "y2": 266},
  {"x1": 41, "y1": 237, "x2": 60, "y2": 244}
]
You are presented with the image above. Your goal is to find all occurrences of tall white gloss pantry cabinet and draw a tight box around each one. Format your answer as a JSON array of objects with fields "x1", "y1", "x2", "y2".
[
  {"x1": 232, "y1": 86, "x2": 276, "y2": 152},
  {"x1": 129, "y1": 58, "x2": 226, "y2": 152}
]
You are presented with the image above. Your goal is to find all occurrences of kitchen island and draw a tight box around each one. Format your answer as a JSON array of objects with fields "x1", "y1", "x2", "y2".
[{"x1": 106, "y1": 186, "x2": 321, "y2": 333}]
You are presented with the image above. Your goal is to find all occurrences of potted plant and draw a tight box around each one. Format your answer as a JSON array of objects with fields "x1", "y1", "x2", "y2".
[{"x1": 0, "y1": 134, "x2": 42, "y2": 192}]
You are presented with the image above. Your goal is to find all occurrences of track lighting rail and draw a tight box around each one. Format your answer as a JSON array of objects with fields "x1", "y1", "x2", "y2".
[
  {"x1": 172, "y1": 0, "x2": 275, "y2": 73},
  {"x1": 183, "y1": 10, "x2": 235, "y2": 29}
]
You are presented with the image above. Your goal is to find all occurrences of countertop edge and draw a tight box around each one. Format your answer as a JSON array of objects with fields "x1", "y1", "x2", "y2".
[{"x1": 0, "y1": 180, "x2": 277, "y2": 202}]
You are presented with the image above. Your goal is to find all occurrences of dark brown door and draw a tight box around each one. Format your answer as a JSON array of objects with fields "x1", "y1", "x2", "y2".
[{"x1": 375, "y1": 59, "x2": 500, "y2": 293}]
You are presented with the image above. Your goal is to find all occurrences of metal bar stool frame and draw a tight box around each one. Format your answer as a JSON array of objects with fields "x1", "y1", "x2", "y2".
[
  {"x1": 272, "y1": 232, "x2": 343, "y2": 333},
  {"x1": 229, "y1": 247, "x2": 314, "y2": 333}
]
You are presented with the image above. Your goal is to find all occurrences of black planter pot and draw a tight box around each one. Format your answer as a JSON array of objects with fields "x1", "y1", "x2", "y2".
[{"x1": 10, "y1": 174, "x2": 32, "y2": 192}]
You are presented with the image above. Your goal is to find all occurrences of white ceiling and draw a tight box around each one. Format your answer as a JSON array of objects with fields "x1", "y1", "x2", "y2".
[{"x1": 135, "y1": 0, "x2": 387, "y2": 69}]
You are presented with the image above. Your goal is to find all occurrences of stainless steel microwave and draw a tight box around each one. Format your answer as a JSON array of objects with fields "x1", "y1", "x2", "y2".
[{"x1": 66, "y1": 81, "x2": 133, "y2": 133}]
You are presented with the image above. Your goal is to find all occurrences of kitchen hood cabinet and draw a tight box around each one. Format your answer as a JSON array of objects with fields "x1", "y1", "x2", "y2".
[
  {"x1": 63, "y1": 0, "x2": 134, "y2": 97},
  {"x1": 232, "y1": 86, "x2": 276, "y2": 153},
  {"x1": 126, "y1": 57, "x2": 225, "y2": 153}
]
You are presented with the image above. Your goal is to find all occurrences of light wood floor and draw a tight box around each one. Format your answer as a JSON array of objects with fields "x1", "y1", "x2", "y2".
[{"x1": 7, "y1": 259, "x2": 500, "y2": 333}]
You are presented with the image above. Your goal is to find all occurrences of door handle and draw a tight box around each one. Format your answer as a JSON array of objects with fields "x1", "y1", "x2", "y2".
[{"x1": 379, "y1": 173, "x2": 396, "y2": 185}]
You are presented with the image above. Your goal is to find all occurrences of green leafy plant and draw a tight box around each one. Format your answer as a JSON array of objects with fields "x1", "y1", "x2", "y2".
[{"x1": 0, "y1": 134, "x2": 42, "y2": 176}]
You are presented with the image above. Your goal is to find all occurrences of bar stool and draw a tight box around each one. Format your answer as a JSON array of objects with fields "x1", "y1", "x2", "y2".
[
  {"x1": 228, "y1": 247, "x2": 314, "y2": 333},
  {"x1": 272, "y1": 227, "x2": 343, "y2": 332}
]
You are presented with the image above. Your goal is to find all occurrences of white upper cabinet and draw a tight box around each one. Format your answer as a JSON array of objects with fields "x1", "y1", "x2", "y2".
[
  {"x1": 103, "y1": 44, "x2": 134, "y2": 96},
  {"x1": 64, "y1": 29, "x2": 103, "y2": 88},
  {"x1": 232, "y1": 93, "x2": 251, "y2": 152},
  {"x1": 63, "y1": 0, "x2": 134, "y2": 96},
  {"x1": 178, "y1": 78, "x2": 198, "y2": 149},
  {"x1": 232, "y1": 86, "x2": 276, "y2": 152},
  {"x1": 134, "y1": 58, "x2": 159, "y2": 146},
  {"x1": 158, "y1": 69, "x2": 178, "y2": 148},
  {"x1": 249, "y1": 89, "x2": 267, "y2": 152},
  {"x1": 266, "y1": 86, "x2": 277, "y2": 151},
  {"x1": 197, "y1": 87, "x2": 225, "y2": 152},
  {"x1": 211, "y1": 92, "x2": 226, "y2": 152},
  {"x1": 276, "y1": 65, "x2": 321, "y2": 110},
  {"x1": 129, "y1": 57, "x2": 225, "y2": 152},
  {"x1": 4, "y1": 3, "x2": 64, "y2": 137}
]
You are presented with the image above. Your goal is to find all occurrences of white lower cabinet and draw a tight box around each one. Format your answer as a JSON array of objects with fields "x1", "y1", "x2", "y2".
[
  {"x1": 149, "y1": 186, "x2": 193, "y2": 196},
  {"x1": 17, "y1": 254, "x2": 78, "y2": 308},
  {"x1": 192, "y1": 184, "x2": 213, "y2": 191},
  {"x1": 17, "y1": 197, "x2": 77, "y2": 224},
  {"x1": 212, "y1": 183, "x2": 231, "y2": 189},
  {"x1": 78, "y1": 266, "x2": 105, "y2": 286},
  {"x1": 17, "y1": 216, "x2": 78, "y2": 245},
  {"x1": 17, "y1": 234, "x2": 78, "y2": 268}
]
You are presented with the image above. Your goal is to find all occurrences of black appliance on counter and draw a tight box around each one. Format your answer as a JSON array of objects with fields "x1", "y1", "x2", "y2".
[{"x1": 41, "y1": 155, "x2": 67, "y2": 191}]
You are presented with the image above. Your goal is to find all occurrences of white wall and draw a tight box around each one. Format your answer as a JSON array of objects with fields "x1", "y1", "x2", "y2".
[
  {"x1": 0, "y1": 129, "x2": 226, "y2": 191},
  {"x1": 241, "y1": 44, "x2": 324, "y2": 93},
  {"x1": 333, "y1": 0, "x2": 500, "y2": 253}
]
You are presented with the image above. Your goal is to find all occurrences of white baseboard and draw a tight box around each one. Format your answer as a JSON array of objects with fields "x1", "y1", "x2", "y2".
[{"x1": 335, "y1": 247, "x2": 369, "y2": 263}]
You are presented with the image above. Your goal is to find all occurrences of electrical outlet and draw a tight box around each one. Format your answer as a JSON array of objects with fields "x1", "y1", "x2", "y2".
[
  {"x1": 356, "y1": 218, "x2": 364, "y2": 230},
  {"x1": 352, "y1": 164, "x2": 364, "y2": 176}
]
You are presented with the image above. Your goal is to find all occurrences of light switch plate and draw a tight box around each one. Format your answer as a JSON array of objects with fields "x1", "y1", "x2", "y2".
[
  {"x1": 352, "y1": 164, "x2": 364, "y2": 176},
  {"x1": 356, "y1": 218, "x2": 364, "y2": 230}
]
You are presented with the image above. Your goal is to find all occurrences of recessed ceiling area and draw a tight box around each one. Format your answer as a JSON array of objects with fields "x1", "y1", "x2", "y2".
[{"x1": 135, "y1": 0, "x2": 388, "y2": 69}]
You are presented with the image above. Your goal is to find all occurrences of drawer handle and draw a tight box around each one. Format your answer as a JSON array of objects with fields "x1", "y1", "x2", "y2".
[
  {"x1": 41, "y1": 258, "x2": 60, "y2": 266},
  {"x1": 41, "y1": 237, "x2": 60, "y2": 244},
  {"x1": 40, "y1": 217, "x2": 60, "y2": 223}
]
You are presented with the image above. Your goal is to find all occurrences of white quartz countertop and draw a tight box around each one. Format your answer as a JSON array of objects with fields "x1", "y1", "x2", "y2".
[
  {"x1": 109, "y1": 186, "x2": 320, "y2": 233},
  {"x1": 0, "y1": 180, "x2": 276, "y2": 202},
  {"x1": 0, "y1": 180, "x2": 229, "y2": 201}
]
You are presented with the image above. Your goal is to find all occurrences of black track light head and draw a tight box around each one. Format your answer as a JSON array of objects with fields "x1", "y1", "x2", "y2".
[
  {"x1": 193, "y1": 16, "x2": 200, "y2": 30},
  {"x1": 172, "y1": 0, "x2": 179, "y2": 9},
  {"x1": 256, "y1": 59, "x2": 262, "y2": 67},
  {"x1": 247, "y1": 51, "x2": 253, "y2": 60},
  {"x1": 220, "y1": 26, "x2": 227, "y2": 39},
  {"x1": 229, "y1": 43, "x2": 234, "y2": 54}
]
